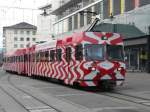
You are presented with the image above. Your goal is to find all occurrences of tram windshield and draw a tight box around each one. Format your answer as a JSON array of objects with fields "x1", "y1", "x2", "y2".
[
  {"x1": 85, "y1": 44, "x2": 104, "y2": 61},
  {"x1": 107, "y1": 45, "x2": 124, "y2": 61}
]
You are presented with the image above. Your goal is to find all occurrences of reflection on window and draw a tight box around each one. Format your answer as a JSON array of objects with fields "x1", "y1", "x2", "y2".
[
  {"x1": 56, "y1": 49, "x2": 62, "y2": 62},
  {"x1": 66, "y1": 47, "x2": 71, "y2": 62},
  {"x1": 85, "y1": 44, "x2": 104, "y2": 61},
  {"x1": 107, "y1": 45, "x2": 124, "y2": 61},
  {"x1": 50, "y1": 50, "x2": 55, "y2": 62},
  {"x1": 75, "y1": 44, "x2": 83, "y2": 60}
]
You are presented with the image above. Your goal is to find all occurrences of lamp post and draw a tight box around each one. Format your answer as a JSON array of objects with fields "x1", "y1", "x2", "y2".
[
  {"x1": 147, "y1": 26, "x2": 150, "y2": 73},
  {"x1": 109, "y1": 13, "x2": 117, "y2": 33}
]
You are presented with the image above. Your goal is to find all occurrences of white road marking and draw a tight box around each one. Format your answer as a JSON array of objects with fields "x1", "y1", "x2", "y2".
[
  {"x1": 29, "y1": 108, "x2": 56, "y2": 112},
  {"x1": 27, "y1": 106, "x2": 50, "y2": 110},
  {"x1": 92, "y1": 106, "x2": 138, "y2": 111},
  {"x1": 55, "y1": 93, "x2": 88, "y2": 97},
  {"x1": 37, "y1": 86, "x2": 63, "y2": 89},
  {"x1": 142, "y1": 102, "x2": 150, "y2": 106},
  {"x1": 22, "y1": 95, "x2": 32, "y2": 99},
  {"x1": 136, "y1": 100, "x2": 150, "y2": 103}
]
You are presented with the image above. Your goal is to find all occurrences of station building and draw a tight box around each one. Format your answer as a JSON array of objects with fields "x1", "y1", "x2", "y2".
[
  {"x1": 3, "y1": 22, "x2": 37, "y2": 53},
  {"x1": 49, "y1": 0, "x2": 150, "y2": 72}
]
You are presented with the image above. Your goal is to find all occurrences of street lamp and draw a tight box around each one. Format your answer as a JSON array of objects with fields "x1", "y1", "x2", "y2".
[
  {"x1": 109, "y1": 13, "x2": 117, "y2": 33},
  {"x1": 147, "y1": 26, "x2": 150, "y2": 73}
]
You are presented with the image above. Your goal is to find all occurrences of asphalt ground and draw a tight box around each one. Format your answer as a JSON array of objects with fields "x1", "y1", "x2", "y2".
[{"x1": 0, "y1": 69, "x2": 150, "y2": 112}]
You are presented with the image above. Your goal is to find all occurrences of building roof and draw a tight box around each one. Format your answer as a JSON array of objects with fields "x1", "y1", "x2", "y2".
[
  {"x1": 3, "y1": 22, "x2": 37, "y2": 30},
  {"x1": 91, "y1": 23, "x2": 146, "y2": 39}
]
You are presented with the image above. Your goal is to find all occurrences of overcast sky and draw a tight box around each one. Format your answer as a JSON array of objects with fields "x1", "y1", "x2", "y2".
[{"x1": 0, "y1": 0, "x2": 54, "y2": 48}]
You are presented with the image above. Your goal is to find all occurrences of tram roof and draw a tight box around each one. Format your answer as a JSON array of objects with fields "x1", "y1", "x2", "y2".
[{"x1": 35, "y1": 40, "x2": 57, "y2": 51}]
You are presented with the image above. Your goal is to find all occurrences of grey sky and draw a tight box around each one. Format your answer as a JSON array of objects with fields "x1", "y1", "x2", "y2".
[{"x1": 0, "y1": 0, "x2": 52, "y2": 48}]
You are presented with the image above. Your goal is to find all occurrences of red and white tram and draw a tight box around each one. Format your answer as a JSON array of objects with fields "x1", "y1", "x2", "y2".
[{"x1": 3, "y1": 19, "x2": 126, "y2": 90}]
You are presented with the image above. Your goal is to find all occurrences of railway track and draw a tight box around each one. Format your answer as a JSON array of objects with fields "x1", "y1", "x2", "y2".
[
  {"x1": 98, "y1": 91, "x2": 150, "y2": 108},
  {"x1": 0, "y1": 74, "x2": 62, "y2": 112},
  {"x1": 1, "y1": 71, "x2": 150, "y2": 112}
]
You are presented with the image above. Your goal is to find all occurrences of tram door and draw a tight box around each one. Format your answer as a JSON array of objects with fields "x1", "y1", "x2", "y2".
[
  {"x1": 28, "y1": 54, "x2": 32, "y2": 76},
  {"x1": 24, "y1": 54, "x2": 28, "y2": 75},
  {"x1": 66, "y1": 47, "x2": 72, "y2": 82},
  {"x1": 66, "y1": 45, "x2": 83, "y2": 84}
]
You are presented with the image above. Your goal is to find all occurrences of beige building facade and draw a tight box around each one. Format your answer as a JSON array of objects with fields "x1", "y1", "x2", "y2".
[{"x1": 3, "y1": 22, "x2": 37, "y2": 53}]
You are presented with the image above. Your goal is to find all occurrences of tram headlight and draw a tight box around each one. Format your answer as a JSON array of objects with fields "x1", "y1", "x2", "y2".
[
  {"x1": 117, "y1": 67, "x2": 122, "y2": 71},
  {"x1": 88, "y1": 67, "x2": 96, "y2": 71},
  {"x1": 91, "y1": 67, "x2": 96, "y2": 71}
]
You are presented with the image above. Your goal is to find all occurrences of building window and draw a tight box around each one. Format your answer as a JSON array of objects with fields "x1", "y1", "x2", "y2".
[
  {"x1": 32, "y1": 38, "x2": 36, "y2": 41},
  {"x1": 103, "y1": 0, "x2": 109, "y2": 19},
  {"x1": 26, "y1": 31, "x2": 30, "y2": 35},
  {"x1": 20, "y1": 37, "x2": 24, "y2": 41},
  {"x1": 125, "y1": 0, "x2": 134, "y2": 12},
  {"x1": 74, "y1": 14, "x2": 78, "y2": 29},
  {"x1": 94, "y1": 2, "x2": 101, "y2": 15},
  {"x1": 14, "y1": 37, "x2": 18, "y2": 41},
  {"x1": 32, "y1": 31, "x2": 36, "y2": 35},
  {"x1": 26, "y1": 44, "x2": 30, "y2": 48},
  {"x1": 14, "y1": 44, "x2": 18, "y2": 48},
  {"x1": 27, "y1": 37, "x2": 30, "y2": 41},
  {"x1": 113, "y1": 0, "x2": 122, "y2": 15},
  {"x1": 63, "y1": 19, "x2": 68, "y2": 33},
  {"x1": 14, "y1": 30, "x2": 18, "y2": 34},
  {"x1": 139, "y1": 0, "x2": 150, "y2": 7},
  {"x1": 87, "y1": 7, "x2": 92, "y2": 24},
  {"x1": 20, "y1": 44, "x2": 24, "y2": 48},
  {"x1": 20, "y1": 30, "x2": 24, "y2": 34},
  {"x1": 80, "y1": 13, "x2": 84, "y2": 27},
  {"x1": 68, "y1": 17, "x2": 72, "y2": 31}
]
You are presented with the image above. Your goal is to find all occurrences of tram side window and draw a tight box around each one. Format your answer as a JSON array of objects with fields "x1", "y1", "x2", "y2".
[
  {"x1": 13, "y1": 56, "x2": 15, "y2": 63},
  {"x1": 10, "y1": 57, "x2": 11, "y2": 63},
  {"x1": 50, "y1": 50, "x2": 55, "y2": 62},
  {"x1": 40, "y1": 52, "x2": 45, "y2": 62},
  {"x1": 20, "y1": 56, "x2": 22, "y2": 62},
  {"x1": 66, "y1": 47, "x2": 72, "y2": 62},
  {"x1": 9, "y1": 57, "x2": 11, "y2": 63},
  {"x1": 24, "y1": 54, "x2": 27, "y2": 62},
  {"x1": 26, "y1": 55, "x2": 28, "y2": 62},
  {"x1": 75, "y1": 44, "x2": 83, "y2": 61},
  {"x1": 56, "y1": 49, "x2": 62, "y2": 62},
  {"x1": 45, "y1": 51, "x2": 49, "y2": 62},
  {"x1": 15, "y1": 56, "x2": 17, "y2": 62},
  {"x1": 2, "y1": 58, "x2": 4, "y2": 63},
  {"x1": 13, "y1": 57, "x2": 15, "y2": 62},
  {"x1": 29, "y1": 54, "x2": 33, "y2": 62},
  {"x1": 7, "y1": 57, "x2": 8, "y2": 63},
  {"x1": 18, "y1": 56, "x2": 20, "y2": 62},
  {"x1": 36, "y1": 53, "x2": 40, "y2": 62},
  {"x1": 7, "y1": 57, "x2": 9, "y2": 63},
  {"x1": 32, "y1": 53, "x2": 35, "y2": 62}
]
